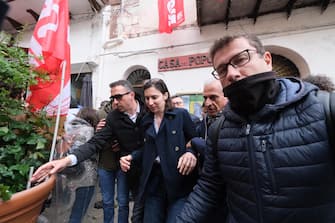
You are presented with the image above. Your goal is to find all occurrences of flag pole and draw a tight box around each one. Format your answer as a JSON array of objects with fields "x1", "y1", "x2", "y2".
[{"x1": 49, "y1": 60, "x2": 67, "y2": 162}]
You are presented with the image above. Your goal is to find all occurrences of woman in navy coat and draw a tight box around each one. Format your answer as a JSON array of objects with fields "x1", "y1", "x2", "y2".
[{"x1": 120, "y1": 78, "x2": 198, "y2": 223}]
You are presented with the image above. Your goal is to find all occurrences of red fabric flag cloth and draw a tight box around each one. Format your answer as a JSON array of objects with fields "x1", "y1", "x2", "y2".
[
  {"x1": 158, "y1": 0, "x2": 185, "y2": 33},
  {"x1": 27, "y1": 0, "x2": 71, "y2": 116}
]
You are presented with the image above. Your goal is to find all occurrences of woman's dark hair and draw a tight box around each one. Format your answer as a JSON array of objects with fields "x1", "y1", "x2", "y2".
[
  {"x1": 143, "y1": 78, "x2": 172, "y2": 111},
  {"x1": 76, "y1": 107, "x2": 99, "y2": 128}
]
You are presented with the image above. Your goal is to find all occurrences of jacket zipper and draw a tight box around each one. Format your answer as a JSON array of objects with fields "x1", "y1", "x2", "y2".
[
  {"x1": 261, "y1": 139, "x2": 278, "y2": 194},
  {"x1": 246, "y1": 123, "x2": 264, "y2": 223}
]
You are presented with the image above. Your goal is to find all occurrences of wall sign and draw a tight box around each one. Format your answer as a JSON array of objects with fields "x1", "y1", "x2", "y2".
[{"x1": 158, "y1": 52, "x2": 212, "y2": 72}]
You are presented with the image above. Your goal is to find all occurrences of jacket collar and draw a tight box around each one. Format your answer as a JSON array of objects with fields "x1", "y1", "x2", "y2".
[
  {"x1": 223, "y1": 77, "x2": 318, "y2": 122},
  {"x1": 141, "y1": 109, "x2": 178, "y2": 137},
  {"x1": 112, "y1": 102, "x2": 146, "y2": 124}
]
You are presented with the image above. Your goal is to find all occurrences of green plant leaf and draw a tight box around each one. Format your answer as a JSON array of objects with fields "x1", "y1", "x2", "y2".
[
  {"x1": 0, "y1": 126, "x2": 8, "y2": 135},
  {"x1": 0, "y1": 184, "x2": 12, "y2": 201},
  {"x1": 0, "y1": 35, "x2": 53, "y2": 201}
]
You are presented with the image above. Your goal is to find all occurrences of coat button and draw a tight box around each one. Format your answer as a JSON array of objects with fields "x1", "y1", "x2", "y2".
[
  {"x1": 172, "y1": 130, "x2": 176, "y2": 134},
  {"x1": 175, "y1": 146, "x2": 180, "y2": 151}
]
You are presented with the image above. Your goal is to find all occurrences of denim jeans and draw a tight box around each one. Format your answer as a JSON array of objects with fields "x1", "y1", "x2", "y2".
[
  {"x1": 98, "y1": 168, "x2": 129, "y2": 223},
  {"x1": 68, "y1": 186, "x2": 95, "y2": 223}
]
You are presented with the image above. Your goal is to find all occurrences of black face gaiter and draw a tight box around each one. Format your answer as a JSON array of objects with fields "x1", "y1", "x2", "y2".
[{"x1": 223, "y1": 71, "x2": 279, "y2": 116}]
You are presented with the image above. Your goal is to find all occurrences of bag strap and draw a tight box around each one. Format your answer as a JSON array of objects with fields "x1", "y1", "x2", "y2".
[
  {"x1": 316, "y1": 90, "x2": 335, "y2": 148},
  {"x1": 207, "y1": 115, "x2": 225, "y2": 150}
]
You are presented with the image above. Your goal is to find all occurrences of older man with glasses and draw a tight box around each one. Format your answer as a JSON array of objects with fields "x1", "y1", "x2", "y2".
[
  {"x1": 170, "y1": 95, "x2": 201, "y2": 125},
  {"x1": 177, "y1": 34, "x2": 335, "y2": 223}
]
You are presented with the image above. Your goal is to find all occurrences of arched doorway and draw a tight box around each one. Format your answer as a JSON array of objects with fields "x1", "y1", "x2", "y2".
[
  {"x1": 266, "y1": 45, "x2": 310, "y2": 78},
  {"x1": 272, "y1": 54, "x2": 299, "y2": 77},
  {"x1": 127, "y1": 68, "x2": 151, "y2": 86},
  {"x1": 125, "y1": 66, "x2": 151, "y2": 101}
]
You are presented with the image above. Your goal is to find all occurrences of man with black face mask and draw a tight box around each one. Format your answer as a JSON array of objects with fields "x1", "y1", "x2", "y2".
[{"x1": 177, "y1": 34, "x2": 335, "y2": 223}]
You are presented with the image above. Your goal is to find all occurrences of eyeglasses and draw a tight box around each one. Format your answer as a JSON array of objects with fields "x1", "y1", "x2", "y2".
[
  {"x1": 110, "y1": 91, "x2": 130, "y2": 102},
  {"x1": 211, "y1": 49, "x2": 257, "y2": 80}
]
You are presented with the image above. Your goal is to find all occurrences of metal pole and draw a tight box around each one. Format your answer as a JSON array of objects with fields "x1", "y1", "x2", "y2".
[{"x1": 48, "y1": 60, "x2": 67, "y2": 162}]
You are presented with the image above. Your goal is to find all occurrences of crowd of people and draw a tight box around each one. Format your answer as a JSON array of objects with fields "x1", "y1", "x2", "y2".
[{"x1": 31, "y1": 34, "x2": 335, "y2": 223}]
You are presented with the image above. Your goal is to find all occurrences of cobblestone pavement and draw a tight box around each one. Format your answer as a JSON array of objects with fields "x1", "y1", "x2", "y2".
[
  {"x1": 83, "y1": 198, "x2": 103, "y2": 223},
  {"x1": 75, "y1": 187, "x2": 136, "y2": 223},
  {"x1": 83, "y1": 187, "x2": 134, "y2": 223},
  {"x1": 40, "y1": 186, "x2": 133, "y2": 223}
]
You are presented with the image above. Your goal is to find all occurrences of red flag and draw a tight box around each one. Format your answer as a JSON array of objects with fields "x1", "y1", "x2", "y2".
[
  {"x1": 27, "y1": 0, "x2": 71, "y2": 116},
  {"x1": 158, "y1": 0, "x2": 185, "y2": 33}
]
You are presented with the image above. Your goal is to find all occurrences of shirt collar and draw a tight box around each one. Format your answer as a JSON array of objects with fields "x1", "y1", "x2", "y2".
[{"x1": 125, "y1": 100, "x2": 140, "y2": 123}]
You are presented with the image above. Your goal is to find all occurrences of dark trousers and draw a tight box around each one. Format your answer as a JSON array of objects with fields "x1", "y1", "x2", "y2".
[
  {"x1": 143, "y1": 163, "x2": 187, "y2": 223},
  {"x1": 131, "y1": 199, "x2": 144, "y2": 223},
  {"x1": 128, "y1": 165, "x2": 143, "y2": 223}
]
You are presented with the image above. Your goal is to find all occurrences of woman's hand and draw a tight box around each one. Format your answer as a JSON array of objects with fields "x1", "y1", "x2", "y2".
[
  {"x1": 30, "y1": 157, "x2": 72, "y2": 183},
  {"x1": 56, "y1": 135, "x2": 74, "y2": 155},
  {"x1": 177, "y1": 152, "x2": 197, "y2": 175},
  {"x1": 120, "y1": 155, "x2": 132, "y2": 172}
]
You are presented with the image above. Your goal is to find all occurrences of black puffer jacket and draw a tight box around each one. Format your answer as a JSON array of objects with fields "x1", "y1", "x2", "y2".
[{"x1": 177, "y1": 78, "x2": 335, "y2": 223}]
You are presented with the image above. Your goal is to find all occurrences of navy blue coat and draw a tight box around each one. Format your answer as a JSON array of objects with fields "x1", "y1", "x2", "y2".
[
  {"x1": 133, "y1": 108, "x2": 198, "y2": 202},
  {"x1": 177, "y1": 78, "x2": 335, "y2": 223}
]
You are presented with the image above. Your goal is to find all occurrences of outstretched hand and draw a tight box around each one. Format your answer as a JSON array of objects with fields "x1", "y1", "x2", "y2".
[
  {"x1": 30, "y1": 157, "x2": 72, "y2": 183},
  {"x1": 177, "y1": 152, "x2": 197, "y2": 175}
]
